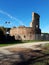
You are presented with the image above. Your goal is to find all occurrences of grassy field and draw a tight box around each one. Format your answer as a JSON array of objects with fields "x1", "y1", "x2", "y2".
[
  {"x1": 22, "y1": 40, "x2": 49, "y2": 43},
  {"x1": 0, "y1": 44, "x2": 14, "y2": 47}
]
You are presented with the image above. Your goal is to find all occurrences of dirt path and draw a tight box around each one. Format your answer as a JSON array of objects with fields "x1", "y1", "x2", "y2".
[
  {"x1": 0, "y1": 41, "x2": 49, "y2": 49},
  {"x1": 0, "y1": 41, "x2": 49, "y2": 65},
  {"x1": 0, "y1": 41, "x2": 49, "y2": 54}
]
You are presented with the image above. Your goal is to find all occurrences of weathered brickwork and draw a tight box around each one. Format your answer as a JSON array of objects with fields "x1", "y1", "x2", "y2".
[{"x1": 10, "y1": 27, "x2": 35, "y2": 40}]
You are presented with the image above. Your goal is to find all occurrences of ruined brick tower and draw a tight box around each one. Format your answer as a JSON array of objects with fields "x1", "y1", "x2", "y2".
[
  {"x1": 30, "y1": 12, "x2": 40, "y2": 29},
  {"x1": 30, "y1": 12, "x2": 41, "y2": 40}
]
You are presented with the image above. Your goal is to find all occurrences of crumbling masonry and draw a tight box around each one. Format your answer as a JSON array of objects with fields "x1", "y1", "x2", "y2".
[{"x1": 10, "y1": 12, "x2": 41, "y2": 40}]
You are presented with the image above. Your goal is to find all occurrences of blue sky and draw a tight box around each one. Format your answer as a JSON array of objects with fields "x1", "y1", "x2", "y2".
[{"x1": 0, "y1": 0, "x2": 49, "y2": 33}]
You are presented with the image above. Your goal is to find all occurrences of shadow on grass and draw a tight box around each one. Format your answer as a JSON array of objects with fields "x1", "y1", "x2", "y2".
[
  {"x1": 0, "y1": 35, "x2": 23, "y2": 44},
  {"x1": 12, "y1": 50, "x2": 49, "y2": 65},
  {"x1": 0, "y1": 40, "x2": 23, "y2": 44}
]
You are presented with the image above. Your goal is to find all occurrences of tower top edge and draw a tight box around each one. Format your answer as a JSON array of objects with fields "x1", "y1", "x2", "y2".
[{"x1": 32, "y1": 12, "x2": 40, "y2": 17}]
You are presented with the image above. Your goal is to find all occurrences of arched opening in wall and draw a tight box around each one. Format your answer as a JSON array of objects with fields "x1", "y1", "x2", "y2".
[
  {"x1": 30, "y1": 32, "x2": 32, "y2": 34},
  {"x1": 24, "y1": 35, "x2": 26, "y2": 38},
  {"x1": 36, "y1": 25, "x2": 38, "y2": 28},
  {"x1": 15, "y1": 35, "x2": 22, "y2": 41},
  {"x1": 37, "y1": 18, "x2": 39, "y2": 21}
]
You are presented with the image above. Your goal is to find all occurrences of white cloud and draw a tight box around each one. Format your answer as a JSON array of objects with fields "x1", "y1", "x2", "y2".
[{"x1": 0, "y1": 10, "x2": 25, "y2": 26}]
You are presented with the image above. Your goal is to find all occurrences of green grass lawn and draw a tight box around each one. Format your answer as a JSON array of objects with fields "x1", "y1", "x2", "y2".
[
  {"x1": 0, "y1": 44, "x2": 14, "y2": 47},
  {"x1": 22, "y1": 40, "x2": 49, "y2": 43}
]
